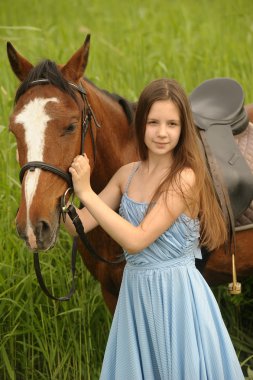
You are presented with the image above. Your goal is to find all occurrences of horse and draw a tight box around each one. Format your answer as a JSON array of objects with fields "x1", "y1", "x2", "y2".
[{"x1": 7, "y1": 35, "x2": 253, "y2": 313}]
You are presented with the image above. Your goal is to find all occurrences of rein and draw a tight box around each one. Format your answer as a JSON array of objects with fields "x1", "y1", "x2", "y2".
[{"x1": 19, "y1": 79, "x2": 124, "y2": 301}]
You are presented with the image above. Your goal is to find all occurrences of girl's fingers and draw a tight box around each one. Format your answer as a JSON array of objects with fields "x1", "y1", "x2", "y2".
[
  {"x1": 82, "y1": 154, "x2": 89, "y2": 162},
  {"x1": 72, "y1": 154, "x2": 89, "y2": 164},
  {"x1": 70, "y1": 154, "x2": 90, "y2": 175},
  {"x1": 68, "y1": 166, "x2": 76, "y2": 174}
]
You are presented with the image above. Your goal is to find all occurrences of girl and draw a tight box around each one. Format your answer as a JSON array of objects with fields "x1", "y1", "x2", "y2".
[{"x1": 67, "y1": 79, "x2": 244, "y2": 379}]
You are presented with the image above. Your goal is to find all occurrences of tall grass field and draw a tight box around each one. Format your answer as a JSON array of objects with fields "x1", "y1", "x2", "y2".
[{"x1": 0, "y1": 0, "x2": 253, "y2": 378}]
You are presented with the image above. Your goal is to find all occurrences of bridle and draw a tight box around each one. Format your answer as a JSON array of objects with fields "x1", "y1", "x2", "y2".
[
  {"x1": 19, "y1": 79, "x2": 98, "y2": 185},
  {"x1": 18, "y1": 78, "x2": 124, "y2": 301}
]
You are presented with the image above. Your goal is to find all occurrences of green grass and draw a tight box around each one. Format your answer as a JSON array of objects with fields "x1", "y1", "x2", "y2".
[{"x1": 0, "y1": 0, "x2": 253, "y2": 378}]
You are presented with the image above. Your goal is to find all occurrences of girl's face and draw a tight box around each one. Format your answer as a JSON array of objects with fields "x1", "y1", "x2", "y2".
[{"x1": 144, "y1": 100, "x2": 181, "y2": 158}]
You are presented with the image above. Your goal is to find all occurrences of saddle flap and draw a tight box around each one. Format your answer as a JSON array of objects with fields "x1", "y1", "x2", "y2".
[{"x1": 205, "y1": 125, "x2": 253, "y2": 218}]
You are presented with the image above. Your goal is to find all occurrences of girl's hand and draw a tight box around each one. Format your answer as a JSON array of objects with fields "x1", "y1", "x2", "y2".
[{"x1": 69, "y1": 154, "x2": 92, "y2": 200}]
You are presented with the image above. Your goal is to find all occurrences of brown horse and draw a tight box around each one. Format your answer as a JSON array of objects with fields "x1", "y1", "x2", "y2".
[{"x1": 7, "y1": 36, "x2": 253, "y2": 313}]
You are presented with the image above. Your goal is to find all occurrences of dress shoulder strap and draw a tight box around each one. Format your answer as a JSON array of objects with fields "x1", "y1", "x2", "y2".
[{"x1": 124, "y1": 162, "x2": 141, "y2": 194}]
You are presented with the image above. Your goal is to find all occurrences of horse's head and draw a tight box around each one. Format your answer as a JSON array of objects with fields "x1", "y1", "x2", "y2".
[{"x1": 7, "y1": 35, "x2": 96, "y2": 251}]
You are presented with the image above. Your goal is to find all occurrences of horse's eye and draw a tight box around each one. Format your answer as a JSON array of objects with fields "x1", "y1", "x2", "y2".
[{"x1": 65, "y1": 124, "x2": 76, "y2": 134}]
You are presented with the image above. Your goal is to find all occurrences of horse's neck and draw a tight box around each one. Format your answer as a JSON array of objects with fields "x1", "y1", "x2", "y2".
[{"x1": 82, "y1": 79, "x2": 138, "y2": 192}]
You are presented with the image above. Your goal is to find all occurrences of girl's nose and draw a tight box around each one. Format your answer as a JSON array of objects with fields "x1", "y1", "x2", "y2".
[{"x1": 157, "y1": 124, "x2": 167, "y2": 136}]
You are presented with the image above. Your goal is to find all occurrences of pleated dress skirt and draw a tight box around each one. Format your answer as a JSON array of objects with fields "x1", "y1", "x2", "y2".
[{"x1": 99, "y1": 194, "x2": 244, "y2": 380}]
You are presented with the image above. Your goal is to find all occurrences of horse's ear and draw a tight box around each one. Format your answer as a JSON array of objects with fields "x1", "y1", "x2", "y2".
[
  {"x1": 61, "y1": 34, "x2": 90, "y2": 82},
  {"x1": 7, "y1": 42, "x2": 34, "y2": 82}
]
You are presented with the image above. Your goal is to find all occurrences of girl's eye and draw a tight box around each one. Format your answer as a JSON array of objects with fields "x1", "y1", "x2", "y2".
[
  {"x1": 168, "y1": 122, "x2": 179, "y2": 127},
  {"x1": 148, "y1": 120, "x2": 158, "y2": 125}
]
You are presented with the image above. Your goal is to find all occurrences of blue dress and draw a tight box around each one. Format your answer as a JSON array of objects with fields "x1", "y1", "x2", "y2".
[{"x1": 100, "y1": 164, "x2": 244, "y2": 380}]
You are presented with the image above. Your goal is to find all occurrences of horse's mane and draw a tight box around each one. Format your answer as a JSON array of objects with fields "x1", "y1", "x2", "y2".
[
  {"x1": 84, "y1": 78, "x2": 136, "y2": 124},
  {"x1": 14, "y1": 59, "x2": 136, "y2": 124},
  {"x1": 14, "y1": 60, "x2": 77, "y2": 104}
]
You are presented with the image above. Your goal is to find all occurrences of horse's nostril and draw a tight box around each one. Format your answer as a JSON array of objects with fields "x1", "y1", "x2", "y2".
[{"x1": 35, "y1": 220, "x2": 51, "y2": 242}]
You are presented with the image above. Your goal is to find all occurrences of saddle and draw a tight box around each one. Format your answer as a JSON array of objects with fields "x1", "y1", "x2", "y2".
[{"x1": 190, "y1": 78, "x2": 253, "y2": 220}]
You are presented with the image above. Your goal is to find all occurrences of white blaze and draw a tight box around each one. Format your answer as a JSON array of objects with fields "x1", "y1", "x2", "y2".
[{"x1": 15, "y1": 97, "x2": 58, "y2": 244}]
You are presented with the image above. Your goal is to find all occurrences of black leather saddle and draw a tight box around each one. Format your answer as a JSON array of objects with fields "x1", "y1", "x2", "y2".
[{"x1": 190, "y1": 78, "x2": 253, "y2": 220}]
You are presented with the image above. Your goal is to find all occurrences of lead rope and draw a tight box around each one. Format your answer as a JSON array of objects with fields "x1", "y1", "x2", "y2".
[
  {"x1": 33, "y1": 239, "x2": 77, "y2": 301},
  {"x1": 32, "y1": 188, "x2": 78, "y2": 301}
]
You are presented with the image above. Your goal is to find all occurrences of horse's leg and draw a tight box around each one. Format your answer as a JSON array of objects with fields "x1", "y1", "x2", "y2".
[
  {"x1": 101, "y1": 286, "x2": 119, "y2": 314},
  {"x1": 99, "y1": 262, "x2": 124, "y2": 314},
  {"x1": 77, "y1": 231, "x2": 124, "y2": 314},
  {"x1": 195, "y1": 247, "x2": 211, "y2": 273}
]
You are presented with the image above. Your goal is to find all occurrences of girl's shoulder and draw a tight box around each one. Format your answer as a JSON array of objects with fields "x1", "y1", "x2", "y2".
[
  {"x1": 178, "y1": 167, "x2": 196, "y2": 188},
  {"x1": 168, "y1": 167, "x2": 197, "y2": 200},
  {"x1": 113, "y1": 161, "x2": 140, "y2": 192},
  {"x1": 116, "y1": 161, "x2": 140, "y2": 177}
]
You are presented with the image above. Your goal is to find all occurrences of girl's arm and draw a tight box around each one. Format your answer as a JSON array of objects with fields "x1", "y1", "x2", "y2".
[
  {"x1": 63, "y1": 165, "x2": 125, "y2": 236},
  {"x1": 69, "y1": 155, "x2": 196, "y2": 254}
]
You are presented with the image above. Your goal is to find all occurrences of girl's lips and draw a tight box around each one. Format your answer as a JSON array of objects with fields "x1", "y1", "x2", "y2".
[{"x1": 154, "y1": 142, "x2": 169, "y2": 146}]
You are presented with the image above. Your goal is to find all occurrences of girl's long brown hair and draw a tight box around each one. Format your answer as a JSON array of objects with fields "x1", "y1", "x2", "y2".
[{"x1": 135, "y1": 78, "x2": 227, "y2": 251}]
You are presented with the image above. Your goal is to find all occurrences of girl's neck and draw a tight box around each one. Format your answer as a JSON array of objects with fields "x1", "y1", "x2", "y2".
[{"x1": 142, "y1": 153, "x2": 174, "y2": 174}]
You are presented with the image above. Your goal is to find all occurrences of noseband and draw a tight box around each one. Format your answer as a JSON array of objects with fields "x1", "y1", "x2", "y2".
[{"x1": 18, "y1": 79, "x2": 124, "y2": 301}]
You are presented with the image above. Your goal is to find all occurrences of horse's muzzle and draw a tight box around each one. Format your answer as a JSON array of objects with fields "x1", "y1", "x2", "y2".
[{"x1": 16, "y1": 217, "x2": 58, "y2": 251}]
